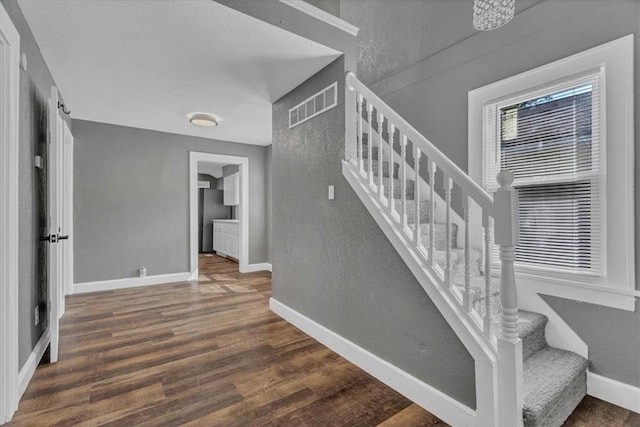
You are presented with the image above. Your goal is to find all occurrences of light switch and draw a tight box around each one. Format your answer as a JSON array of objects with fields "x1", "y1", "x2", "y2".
[{"x1": 328, "y1": 185, "x2": 335, "y2": 200}]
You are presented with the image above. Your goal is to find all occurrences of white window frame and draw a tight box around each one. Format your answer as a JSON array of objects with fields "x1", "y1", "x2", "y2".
[
  {"x1": 485, "y1": 72, "x2": 605, "y2": 279},
  {"x1": 468, "y1": 35, "x2": 636, "y2": 311}
]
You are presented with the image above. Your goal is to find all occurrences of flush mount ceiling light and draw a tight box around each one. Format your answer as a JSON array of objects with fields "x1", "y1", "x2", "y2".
[
  {"x1": 188, "y1": 112, "x2": 218, "y2": 127},
  {"x1": 473, "y1": 0, "x2": 515, "y2": 31}
]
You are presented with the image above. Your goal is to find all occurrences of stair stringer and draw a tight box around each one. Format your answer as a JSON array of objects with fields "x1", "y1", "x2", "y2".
[
  {"x1": 344, "y1": 160, "x2": 501, "y2": 427},
  {"x1": 518, "y1": 286, "x2": 588, "y2": 359}
]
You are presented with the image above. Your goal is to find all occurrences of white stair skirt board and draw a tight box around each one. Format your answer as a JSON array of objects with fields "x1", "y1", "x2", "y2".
[
  {"x1": 17, "y1": 329, "x2": 50, "y2": 401},
  {"x1": 587, "y1": 371, "x2": 640, "y2": 414},
  {"x1": 270, "y1": 298, "x2": 478, "y2": 427},
  {"x1": 242, "y1": 263, "x2": 272, "y2": 273},
  {"x1": 518, "y1": 287, "x2": 588, "y2": 359},
  {"x1": 73, "y1": 272, "x2": 190, "y2": 294}
]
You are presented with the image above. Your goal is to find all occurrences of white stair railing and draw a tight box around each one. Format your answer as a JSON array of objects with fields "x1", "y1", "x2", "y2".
[{"x1": 344, "y1": 71, "x2": 523, "y2": 426}]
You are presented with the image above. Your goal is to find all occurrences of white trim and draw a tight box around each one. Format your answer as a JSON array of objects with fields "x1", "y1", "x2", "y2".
[
  {"x1": 278, "y1": 0, "x2": 359, "y2": 36},
  {"x1": 518, "y1": 273, "x2": 638, "y2": 312},
  {"x1": 72, "y1": 272, "x2": 190, "y2": 294},
  {"x1": 518, "y1": 286, "x2": 588, "y2": 358},
  {"x1": 0, "y1": 3, "x2": 20, "y2": 423},
  {"x1": 587, "y1": 371, "x2": 640, "y2": 414},
  {"x1": 244, "y1": 263, "x2": 272, "y2": 273},
  {"x1": 17, "y1": 329, "x2": 50, "y2": 401},
  {"x1": 189, "y1": 152, "x2": 250, "y2": 278},
  {"x1": 269, "y1": 298, "x2": 478, "y2": 427},
  {"x1": 468, "y1": 34, "x2": 635, "y2": 308}
]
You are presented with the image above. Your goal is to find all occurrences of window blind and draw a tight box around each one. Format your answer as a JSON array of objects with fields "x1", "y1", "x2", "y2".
[{"x1": 483, "y1": 74, "x2": 603, "y2": 275}]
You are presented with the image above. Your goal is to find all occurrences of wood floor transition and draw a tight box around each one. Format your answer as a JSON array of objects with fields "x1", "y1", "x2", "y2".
[{"x1": 8, "y1": 254, "x2": 639, "y2": 426}]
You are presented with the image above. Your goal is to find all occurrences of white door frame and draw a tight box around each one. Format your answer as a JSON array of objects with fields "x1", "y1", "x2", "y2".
[
  {"x1": 0, "y1": 3, "x2": 20, "y2": 423},
  {"x1": 189, "y1": 152, "x2": 249, "y2": 279},
  {"x1": 60, "y1": 120, "x2": 74, "y2": 314}
]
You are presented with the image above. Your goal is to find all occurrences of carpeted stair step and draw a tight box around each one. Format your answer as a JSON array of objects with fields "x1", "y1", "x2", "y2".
[
  {"x1": 363, "y1": 159, "x2": 399, "y2": 179},
  {"x1": 518, "y1": 311, "x2": 548, "y2": 361},
  {"x1": 523, "y1": 347, "x2": 588, "y2": 427},
  {"x1": 394, "y1": 199, "x2": 431, "y2": 223},
  {"x1": 410, "y1": 222, "x2": 458, "y2": 250},
  {"x1": 372, "y1": 174, "x2": 415, "y2": 200}
]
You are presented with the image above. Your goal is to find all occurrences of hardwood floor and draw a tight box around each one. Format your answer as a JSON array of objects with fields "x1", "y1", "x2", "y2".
[{"x1": 8, "y1": 254, "x2": 639, "y2": 426}]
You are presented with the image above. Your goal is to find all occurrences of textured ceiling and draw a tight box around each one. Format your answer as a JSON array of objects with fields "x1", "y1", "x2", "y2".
[{"x1": 18, "y1": 0, "x2": 341, "y2": 146}]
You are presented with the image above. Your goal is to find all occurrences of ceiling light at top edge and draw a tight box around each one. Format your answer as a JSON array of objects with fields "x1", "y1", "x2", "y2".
[
  {"x1": 189, "y1": 112, "x2": 218, "y2": 127},
  {"x1": 473, "y1": 0, "x2": 515, "y2": 31}
]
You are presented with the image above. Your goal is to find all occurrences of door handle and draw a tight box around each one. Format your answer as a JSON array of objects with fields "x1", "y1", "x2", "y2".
[
  {"x1": 40, "y1": 234, "x2": 58, "y2": 243},
  {"x1": 58, "y1": 235, "x2": 69, "y2": 240}
]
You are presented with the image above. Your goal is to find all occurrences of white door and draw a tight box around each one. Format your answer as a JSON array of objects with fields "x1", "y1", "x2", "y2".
[{"x1": 47, "y1": 87, "x2": 63, "y2": 363}]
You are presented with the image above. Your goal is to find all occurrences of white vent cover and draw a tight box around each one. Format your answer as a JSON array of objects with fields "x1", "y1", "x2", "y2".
[{"x1": 289, "y1": 82, "x2": 337, "y2": 128}]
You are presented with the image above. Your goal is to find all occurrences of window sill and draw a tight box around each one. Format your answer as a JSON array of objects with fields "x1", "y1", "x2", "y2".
[{"x1": 514, "y1": 269, "x2": 639, "y2": 311}]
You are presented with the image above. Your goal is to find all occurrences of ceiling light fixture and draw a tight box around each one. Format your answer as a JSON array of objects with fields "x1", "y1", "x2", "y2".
[
  {"x1": 473, "y1": 0, "x2": 515, "y2": 31},
  {"x1": 188, "y1": 112, "x2": 218, "y2": 127}
]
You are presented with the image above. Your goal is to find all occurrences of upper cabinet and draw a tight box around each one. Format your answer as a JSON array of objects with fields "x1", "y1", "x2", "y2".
[{"x1": 223, "y1": 172, "x2": 240, "y2": 206}]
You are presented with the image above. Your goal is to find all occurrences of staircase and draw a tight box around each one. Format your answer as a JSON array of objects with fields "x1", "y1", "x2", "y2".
[{"x1": 343, "y1": 72, "x2": 588, "y2": 426}]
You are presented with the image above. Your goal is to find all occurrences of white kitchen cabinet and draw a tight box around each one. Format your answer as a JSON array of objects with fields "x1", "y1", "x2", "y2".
[
  {"x1": 212, "y1": 220, "x2": 239, "y2": 259},
  {"x1": 223, "y1": 172, "x2": 239, "y2": 206}
]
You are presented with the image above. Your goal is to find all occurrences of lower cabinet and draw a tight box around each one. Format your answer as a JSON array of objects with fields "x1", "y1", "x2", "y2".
[{"x1": 213, "y1": 221, "x2": 239, "y2": 259}]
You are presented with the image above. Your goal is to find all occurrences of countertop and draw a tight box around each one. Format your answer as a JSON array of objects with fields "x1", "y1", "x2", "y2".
[{"x1": 212, "y1": 219, "x2": 239, "y2": 223}]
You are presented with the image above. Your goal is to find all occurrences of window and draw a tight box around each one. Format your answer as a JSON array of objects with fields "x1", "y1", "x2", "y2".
[
  {"x1": 483, "y1": 76, "x2": 602, "y2": 276},
  {"x1": 468, "y1": 35, "x2": 635, "y2": 310}
]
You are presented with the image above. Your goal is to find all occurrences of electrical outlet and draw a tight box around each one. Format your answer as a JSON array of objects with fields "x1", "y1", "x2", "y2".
[{"x1": 34, "y1": 306, "x2": 39, "y2": 326}]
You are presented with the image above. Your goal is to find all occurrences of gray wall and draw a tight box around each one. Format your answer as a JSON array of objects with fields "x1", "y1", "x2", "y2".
[
  {"x1": 265, "y1": 145, "x2": 272, "y2": 263},
  {"x1": 73, "y1": 120, "x2": 270, "y2": 283},
  {"x1": 272, "y1": 56, "x2": 476, "y2": 408},
  {"x1": 341, "y1": 0, "x2": 640, "y2": 387},
  {"x1": 306, "y1": 0, "x2": 340, "y2": 17},
  {"x1": 2, "y1": 0, "x2": 72, "y2": 367}
]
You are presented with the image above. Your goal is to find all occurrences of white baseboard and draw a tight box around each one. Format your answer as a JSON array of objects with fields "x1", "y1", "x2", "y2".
[
  {"x1": 17, "y1": 329, "x2": 50, "y2": 401},
  {"x1": 587, "y1": 371, "x2": 640, "y2": 413},
  {"x1": 269, "y1": 298, "x2": 476, "y2": 427},
  {"x1": 242, "y1": 263, "x2": 272, "y2": 273},
  {"x1": 73, "y1": 272, "x2": 191, "y2": 294}
]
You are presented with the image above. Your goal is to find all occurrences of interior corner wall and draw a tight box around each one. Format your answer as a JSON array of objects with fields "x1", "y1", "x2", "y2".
[
  {"x1": 271, "y1": 56, "x2": 476, "y2": 409},
  {"x1": 265, "y1": 144, "x2": 272, "y2": 264},
  {"x1": 342, "y1": 0, "x2": 640, "y2": 388},
  {"x1": 72, "y1": 120, "x2": 269, "y2": 283},
  {"x1": 1, "y1": 0, "x2": 72, "y2": 368}
]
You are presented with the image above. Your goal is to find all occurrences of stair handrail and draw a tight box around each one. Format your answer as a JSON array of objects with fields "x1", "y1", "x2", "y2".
[
  {"x1": 345, "y1": 72, "x2": 494, "y2": 211},
  {"x1": 344, "y1": 71, "x2": 523, "y2": 426}
]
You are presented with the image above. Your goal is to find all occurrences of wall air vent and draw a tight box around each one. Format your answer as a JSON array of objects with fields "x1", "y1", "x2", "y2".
[{"x1": 289, "y1": 82, "x2": 337, "y2": 129}]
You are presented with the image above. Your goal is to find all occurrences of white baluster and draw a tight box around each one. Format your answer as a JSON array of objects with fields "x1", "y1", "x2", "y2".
[
  {"x1": 357, "y1": 93, "x2": 364, "y2": 173},
  {"x1": 445, "y1": 175, "x2": 452, "y2": 287},
  {"x1": 388, "y1": 124, "x2": 396, "y2": 216},
  {"x1": 463, "y1": 192, "x2": 472, "y2": 312},
  {"x1": 367, "y1": 103, "x2": 373, "y2": 186},
  {"x1": 428, "y1": 161, "x2": 436, "y2": 265},
  {"x1": 483, "y1": 212, "x2": 493, "y2": 337},
  {"x1": 401, "y1": 135, "x2": 408, "y2": 230},
  {"x1": 378, "y1": 113, "x2": 384, "y2": 200},
  {"x1": 413, "y1": 146, "x2": 421, "y2": 246},
  {"x1": 494, "y1": 170, "x2": 523, "y2": 427}
]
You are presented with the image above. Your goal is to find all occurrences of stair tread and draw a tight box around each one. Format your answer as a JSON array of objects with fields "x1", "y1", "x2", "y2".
[{"x1": 523, "y1": 346, "x2": 588, "y2": 427}]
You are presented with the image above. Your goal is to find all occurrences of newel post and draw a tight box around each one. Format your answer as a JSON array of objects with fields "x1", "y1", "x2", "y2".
[
  {"x1": 493, "y1": 170, "x2": 523, "y2": 427},
  {"x1": 345, "y1": 72, "x2": 358, "y2": 165}
]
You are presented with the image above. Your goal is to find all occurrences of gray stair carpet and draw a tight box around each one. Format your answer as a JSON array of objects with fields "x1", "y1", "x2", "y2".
[
  {"x1": 517, "y1": 311, "x2": 588, "y2": 427},
  {"x1": 359, "y1": 119, "x2": 588, "y2": 427}
]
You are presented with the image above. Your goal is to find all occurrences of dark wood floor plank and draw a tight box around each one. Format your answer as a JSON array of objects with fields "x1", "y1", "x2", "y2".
[{"x1": 7, "y1": 254, "x2": 637, "y2": 426}]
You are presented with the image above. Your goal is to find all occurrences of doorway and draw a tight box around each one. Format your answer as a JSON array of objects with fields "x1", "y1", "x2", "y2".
[{"x1": 189, "y1": 152, "x2": 249, "y2": 280}]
